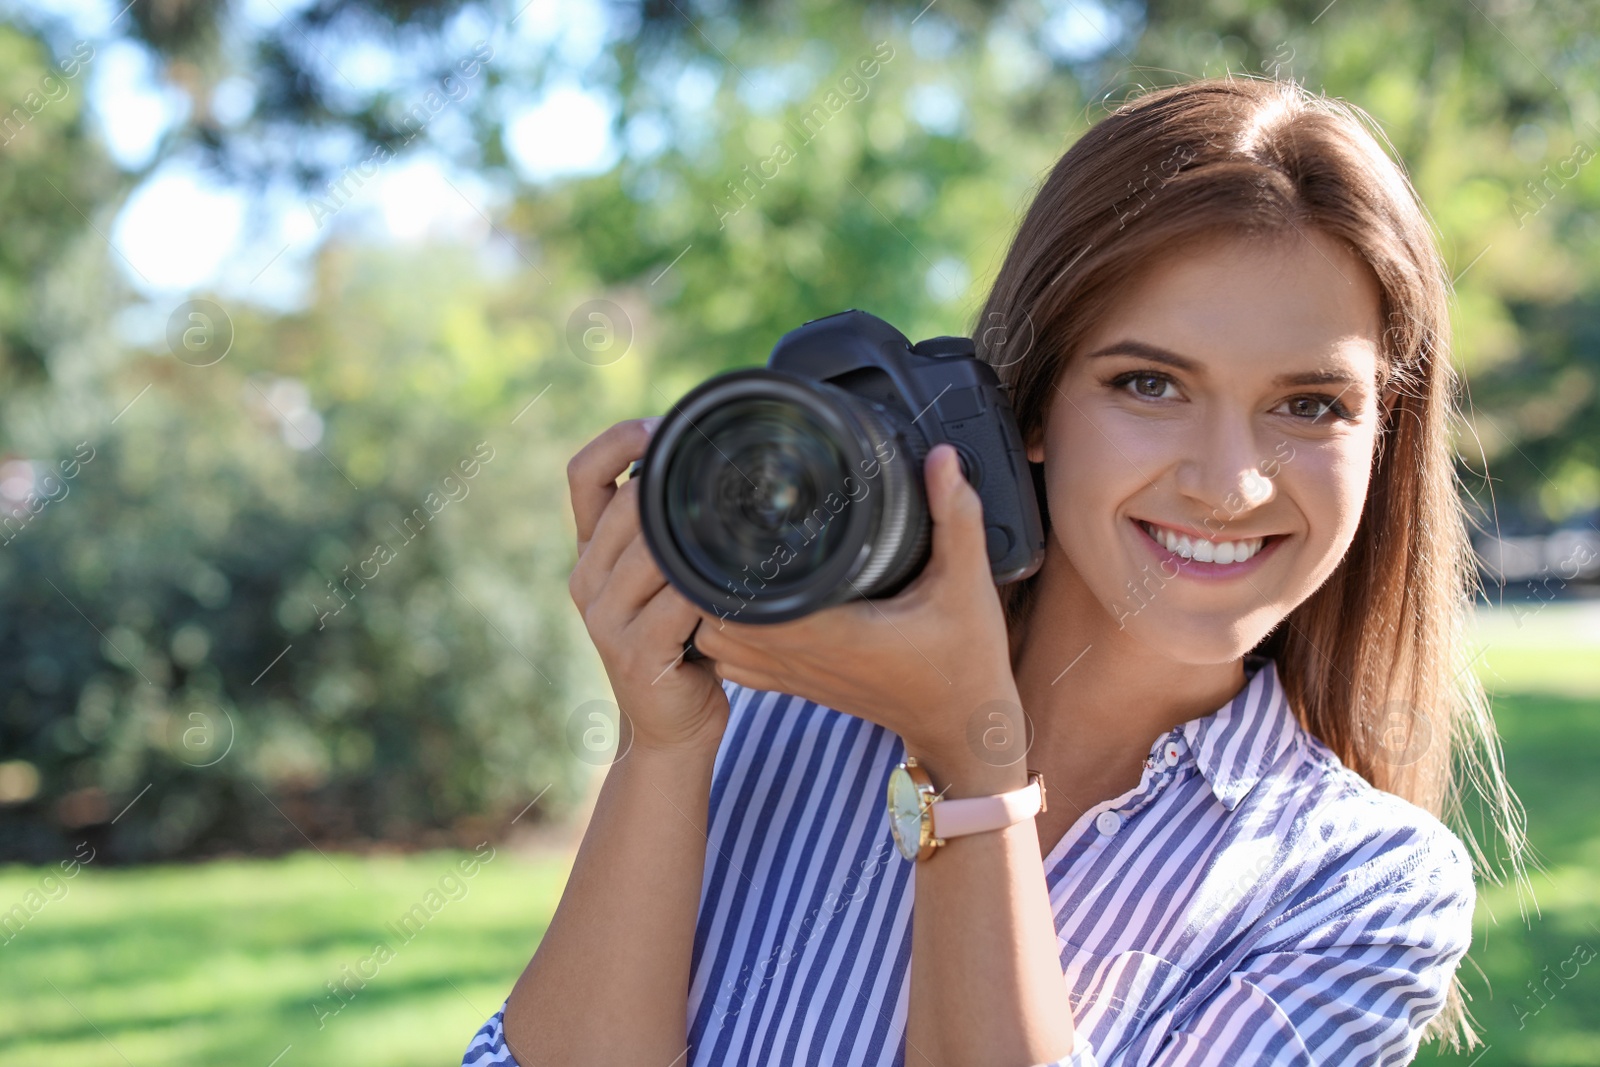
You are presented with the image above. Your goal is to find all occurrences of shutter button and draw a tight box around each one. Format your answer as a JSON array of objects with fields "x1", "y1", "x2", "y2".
[{"x1": 1095, "y1": 810, "x2": 1122, "y2": 836}]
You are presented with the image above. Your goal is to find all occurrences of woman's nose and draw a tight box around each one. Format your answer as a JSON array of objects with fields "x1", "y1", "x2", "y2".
[{"x1": 1173, "y1": 422, "x2": 1277, "y2": 522}]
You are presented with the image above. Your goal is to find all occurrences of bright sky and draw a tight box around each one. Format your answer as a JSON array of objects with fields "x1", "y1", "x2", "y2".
[{"x1": 14, "y1": 0, "x2": 623, "y2": 316}]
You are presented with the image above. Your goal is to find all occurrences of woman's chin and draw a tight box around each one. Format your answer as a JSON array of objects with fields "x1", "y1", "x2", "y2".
[{"x1": 1115, "y1": 609, "x2": 1277, "y2": 667}]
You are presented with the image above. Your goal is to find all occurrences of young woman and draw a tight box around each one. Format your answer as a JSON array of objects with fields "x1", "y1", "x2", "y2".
[{"x1": 463, "y1": 75, "x2": 1524, "y2": 1066}]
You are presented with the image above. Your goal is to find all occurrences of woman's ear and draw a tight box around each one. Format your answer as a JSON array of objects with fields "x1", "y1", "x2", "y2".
[
  {"x1": 1025, "y1": 433, "x2": 1044, "y2": 464},
  {"x1": 1379, "y1": 383, "x2": 1402, "y2": 424}
]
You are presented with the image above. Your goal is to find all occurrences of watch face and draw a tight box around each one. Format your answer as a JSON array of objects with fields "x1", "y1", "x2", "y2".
[{"x1": 887, "y1": 765, "x2": 925, "y2": 861}]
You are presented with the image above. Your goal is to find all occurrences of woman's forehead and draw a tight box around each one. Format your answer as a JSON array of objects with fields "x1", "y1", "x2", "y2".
[{"x1": 1077, "y1": 231, "x2": 1385, "y2": 380}]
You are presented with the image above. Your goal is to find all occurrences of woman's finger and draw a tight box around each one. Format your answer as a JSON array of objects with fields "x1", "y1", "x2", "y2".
[
  {"x1": 904, "y1": 444, "x2": 991, "y2": 590},
  {"x1": 626, "y1": 581, "x2": 705, "y2": 664},
  {"x1": 691, "y1": 611, "x2": 800, "y2": 683},
  {"x1": 570, "y1": 479, "x2": 646, "y2": 608},
  {"x1": 712, "y1": 657, "x2": 780, "y2": 694},
  {"x1": 593, "y1": 532, "x2": 670, "y2": 618},
  {"x1": 567, "y1": 418, "x2": 657, "y2": 550}
]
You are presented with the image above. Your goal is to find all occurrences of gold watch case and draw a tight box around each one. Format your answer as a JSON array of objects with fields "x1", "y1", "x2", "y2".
[
  {"x1": 886, "y1": 756, "x2": 941, "y2": 862},
  {"x1": 886, "y1": 756, "x2": 1047, "y2": 863}
]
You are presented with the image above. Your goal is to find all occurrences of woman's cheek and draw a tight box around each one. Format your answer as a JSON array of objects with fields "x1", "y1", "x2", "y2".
[
  {"x1": 1050, "y1": 435, "x2": 1116, "y2": 550},
  {"x1": 1284, "y1": 437, "x2": 1375, "y2": 585},
  {"x1": 1057, "y1": 406, "x2": 1155, "y2": 497},
  {"x1": 1047, "y1": 445, "x2": 1140, "y2": 611}
]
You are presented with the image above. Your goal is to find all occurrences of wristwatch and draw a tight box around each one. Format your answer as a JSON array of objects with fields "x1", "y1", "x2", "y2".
[{"x1": 886, "y1": 756, "x2": 1046, "y2": 862}]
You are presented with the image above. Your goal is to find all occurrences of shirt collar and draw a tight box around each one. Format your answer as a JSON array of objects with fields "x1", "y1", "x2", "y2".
[{"x1": 1170, "y1": 655, "x2": 1300, "y2": 811}]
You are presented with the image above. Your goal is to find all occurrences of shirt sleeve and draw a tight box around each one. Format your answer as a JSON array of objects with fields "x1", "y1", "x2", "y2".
[
  {"x1": 1145, "y1": 821, "x2": 1476, "y2": 1066},
  {"x1": 461, "y1": 1001, "x2": 519, "y2": 1066}
]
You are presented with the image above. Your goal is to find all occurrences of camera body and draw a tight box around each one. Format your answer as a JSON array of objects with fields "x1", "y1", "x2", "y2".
[
  {"x1": 765, "y1": 309, "x2": 1044, "y2": 582},
  {"x1": 635, "y1": 309, "x2": 1045, "y2": 623}
]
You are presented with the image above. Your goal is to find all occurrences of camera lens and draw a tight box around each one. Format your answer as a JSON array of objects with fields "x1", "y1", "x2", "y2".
[
  {"x1": 638, "y1": 370, "x2": 931, "y2": 623},
  {"x1": 668, "y1": 396, "x2": 856, "y2": 594}
]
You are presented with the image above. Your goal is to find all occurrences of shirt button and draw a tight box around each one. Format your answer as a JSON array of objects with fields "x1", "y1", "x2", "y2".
[
  {"x1": 1095, "y1": 811, "x2": 1122, "y2": 836},
  {"x1": 1163, "y1": 739, "x2": 1185, "y2": 767}
]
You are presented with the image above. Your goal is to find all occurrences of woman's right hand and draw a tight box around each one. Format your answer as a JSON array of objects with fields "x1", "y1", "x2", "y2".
[{"x1": 566, "y1": 418, "x2": 730, "y2": 755}]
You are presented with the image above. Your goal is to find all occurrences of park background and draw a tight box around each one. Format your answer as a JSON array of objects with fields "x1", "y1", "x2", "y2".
[{"x1": 1, "y1": 0, "x2": 1597, "y2": 1063}]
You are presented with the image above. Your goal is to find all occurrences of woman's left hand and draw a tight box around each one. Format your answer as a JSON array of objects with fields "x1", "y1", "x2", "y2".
[{"x1": 691, "y1": 443, "x2": 1025, "y2": 779}]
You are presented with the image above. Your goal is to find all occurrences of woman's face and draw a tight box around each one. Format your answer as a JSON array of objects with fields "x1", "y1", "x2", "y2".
[{"x1": 1027, "y1": 229, "x2": 1387, "y2": 663}]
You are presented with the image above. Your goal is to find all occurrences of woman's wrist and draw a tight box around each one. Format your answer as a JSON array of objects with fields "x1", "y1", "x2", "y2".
[
  {"x1": 902, "y1": 743, "x2": 1030, "y2": 799},
  {"x1": 624, "y1": 688, "x2": 729, "y2": 761},
  {"x1": 899, "y1": 678, "x2": 1032, "y2": 799},
  {"x1": 631, "y1": 722, "x2": 725, "y2": 763},
  {"x1": 902, "y1": 730, "x2": 1029, "y2": 800}
]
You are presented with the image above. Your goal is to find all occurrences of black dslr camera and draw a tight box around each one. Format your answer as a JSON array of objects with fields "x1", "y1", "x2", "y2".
[{"x1": 632, "y1": 309, "x2": 1044, "y2": 624}]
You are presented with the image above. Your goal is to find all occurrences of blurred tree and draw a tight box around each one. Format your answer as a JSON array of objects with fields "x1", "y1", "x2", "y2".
[
  {"x1": 0, "y1": 25, "x2": 120, "y2": 394},
  {"x1": 0, "y1": 234, "x2": 618, "y2": 861}
]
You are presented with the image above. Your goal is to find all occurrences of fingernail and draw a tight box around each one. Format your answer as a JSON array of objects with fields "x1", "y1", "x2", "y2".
[{"x1": 643, "y1": 416, "x2": 663, "y2": 433}]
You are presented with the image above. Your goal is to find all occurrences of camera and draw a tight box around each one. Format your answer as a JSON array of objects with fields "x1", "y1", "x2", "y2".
[{"x1": 632, "y1": 309, "x2": 1045, "y2": 624}]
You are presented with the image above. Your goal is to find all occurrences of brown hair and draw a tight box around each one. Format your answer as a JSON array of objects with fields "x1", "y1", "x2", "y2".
[{"x1": 972, "y1": 74, "x2": 1526, "y2": 1051}]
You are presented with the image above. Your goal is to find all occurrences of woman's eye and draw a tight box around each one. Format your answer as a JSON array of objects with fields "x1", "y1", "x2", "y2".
[
  {"x1": 1116, "y1": 372, "x2": 1176, "y2": 399},
  {"x1": 1280, "y1": 395, "x2": 1351, "y2": 421}
]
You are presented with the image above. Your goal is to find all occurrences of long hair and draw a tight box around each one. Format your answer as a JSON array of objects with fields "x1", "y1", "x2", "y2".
[{"x1": 972, "y1": 74, "x2": 1527, "y2": 1050}]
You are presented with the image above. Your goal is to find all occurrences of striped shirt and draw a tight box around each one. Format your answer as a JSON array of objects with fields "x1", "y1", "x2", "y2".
[{"x1": 462, "y1": 654, "x2": 1475, "y2": 1066}]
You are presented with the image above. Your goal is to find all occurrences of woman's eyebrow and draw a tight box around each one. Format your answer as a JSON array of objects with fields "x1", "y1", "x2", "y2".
[
  {"x1": 1085, "y1": 339, "x2": 1369, "y2": 388},
  {"x1": 1084, "y1": 340, "x2": 1199, "y2": 371},
  {"x1": 1273, "y1": 368, "x2": 1367, "y2": 388}
]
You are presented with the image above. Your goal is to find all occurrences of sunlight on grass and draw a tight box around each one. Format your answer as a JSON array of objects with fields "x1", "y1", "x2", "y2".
[
  {"x1": 1471, "y1": 601, "x2": 1600, "y2": 697},
  {"x1": 0, "y1": 850, "x2": 570, "y2": 1067}
]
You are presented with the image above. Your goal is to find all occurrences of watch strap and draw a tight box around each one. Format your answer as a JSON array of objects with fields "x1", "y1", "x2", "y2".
[{"x1": 930, "y1": 772, "x2": 1045, "y2": 840}]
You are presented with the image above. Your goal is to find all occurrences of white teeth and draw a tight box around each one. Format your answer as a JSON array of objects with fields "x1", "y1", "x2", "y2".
[{"x1": 1141, "y1": 522, "x2": 1265, "y2": 565}]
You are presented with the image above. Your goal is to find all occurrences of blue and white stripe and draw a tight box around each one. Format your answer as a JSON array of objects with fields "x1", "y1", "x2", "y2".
[{"x1": 463, "y1": 655, "x2": 1475, "y2": 1066}]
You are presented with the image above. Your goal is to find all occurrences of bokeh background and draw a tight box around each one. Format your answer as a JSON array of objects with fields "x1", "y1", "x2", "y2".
[{"x1": 0, "y1": 0, "x2": 1597, "y2": 1063}]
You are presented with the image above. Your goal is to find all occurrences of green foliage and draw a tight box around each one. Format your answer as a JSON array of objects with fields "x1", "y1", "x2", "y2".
[
  {"x1": 544, "y1": 6, "x2": 1089, "y2": 374},
  {"x1": 0, "y1": 26, "x2": 118, "y2": 391},
  {"x1": 0, "y1": 234, "x2": 630, "y2": 860}
]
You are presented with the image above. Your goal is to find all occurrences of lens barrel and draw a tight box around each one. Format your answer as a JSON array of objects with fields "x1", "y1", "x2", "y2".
[{"x1": 637, "y1": 369, "x2": 931, "y2": 623}]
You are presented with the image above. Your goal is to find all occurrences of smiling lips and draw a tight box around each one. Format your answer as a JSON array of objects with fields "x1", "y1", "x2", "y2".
[{"x1": 1137, "y1": 519, "x2": 1274, "y2": 565}]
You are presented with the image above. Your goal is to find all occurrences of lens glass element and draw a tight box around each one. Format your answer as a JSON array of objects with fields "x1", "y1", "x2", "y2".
[{"x1": 664, "y1": 396, "x2": 859, "y2": 594}]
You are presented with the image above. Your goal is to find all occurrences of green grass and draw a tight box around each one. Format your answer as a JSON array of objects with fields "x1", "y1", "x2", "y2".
[
  {"x1": 1410, "y1": 603, "x2": 1600, "y2": 1066},
  {"x1": 1472, "y1": 599, "x2": 1600, "y2": 700},
  {"x1": 0, "y1": 849, "x2": 569, "y2": 1067},
  {"x1": 1412, "y1": 687, "x2": 1600, "y2": 1067},
  {"x1": 2, "y1": 604, "x2": 1597, "y2": 1066}
]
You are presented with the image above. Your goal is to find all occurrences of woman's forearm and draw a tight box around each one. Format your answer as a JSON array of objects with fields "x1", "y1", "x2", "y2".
[
  {"x1": 903, "y1": 749, "x2": 1078, "y2": 1067},
  {"x1": 504, "y1": 736, "x2": 721, "y2": 1065}
]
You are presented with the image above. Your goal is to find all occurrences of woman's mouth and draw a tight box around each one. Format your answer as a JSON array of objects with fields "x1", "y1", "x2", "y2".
[{"x1": 1134, "y1": 519, "x2": 1285, "y2": 575}]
